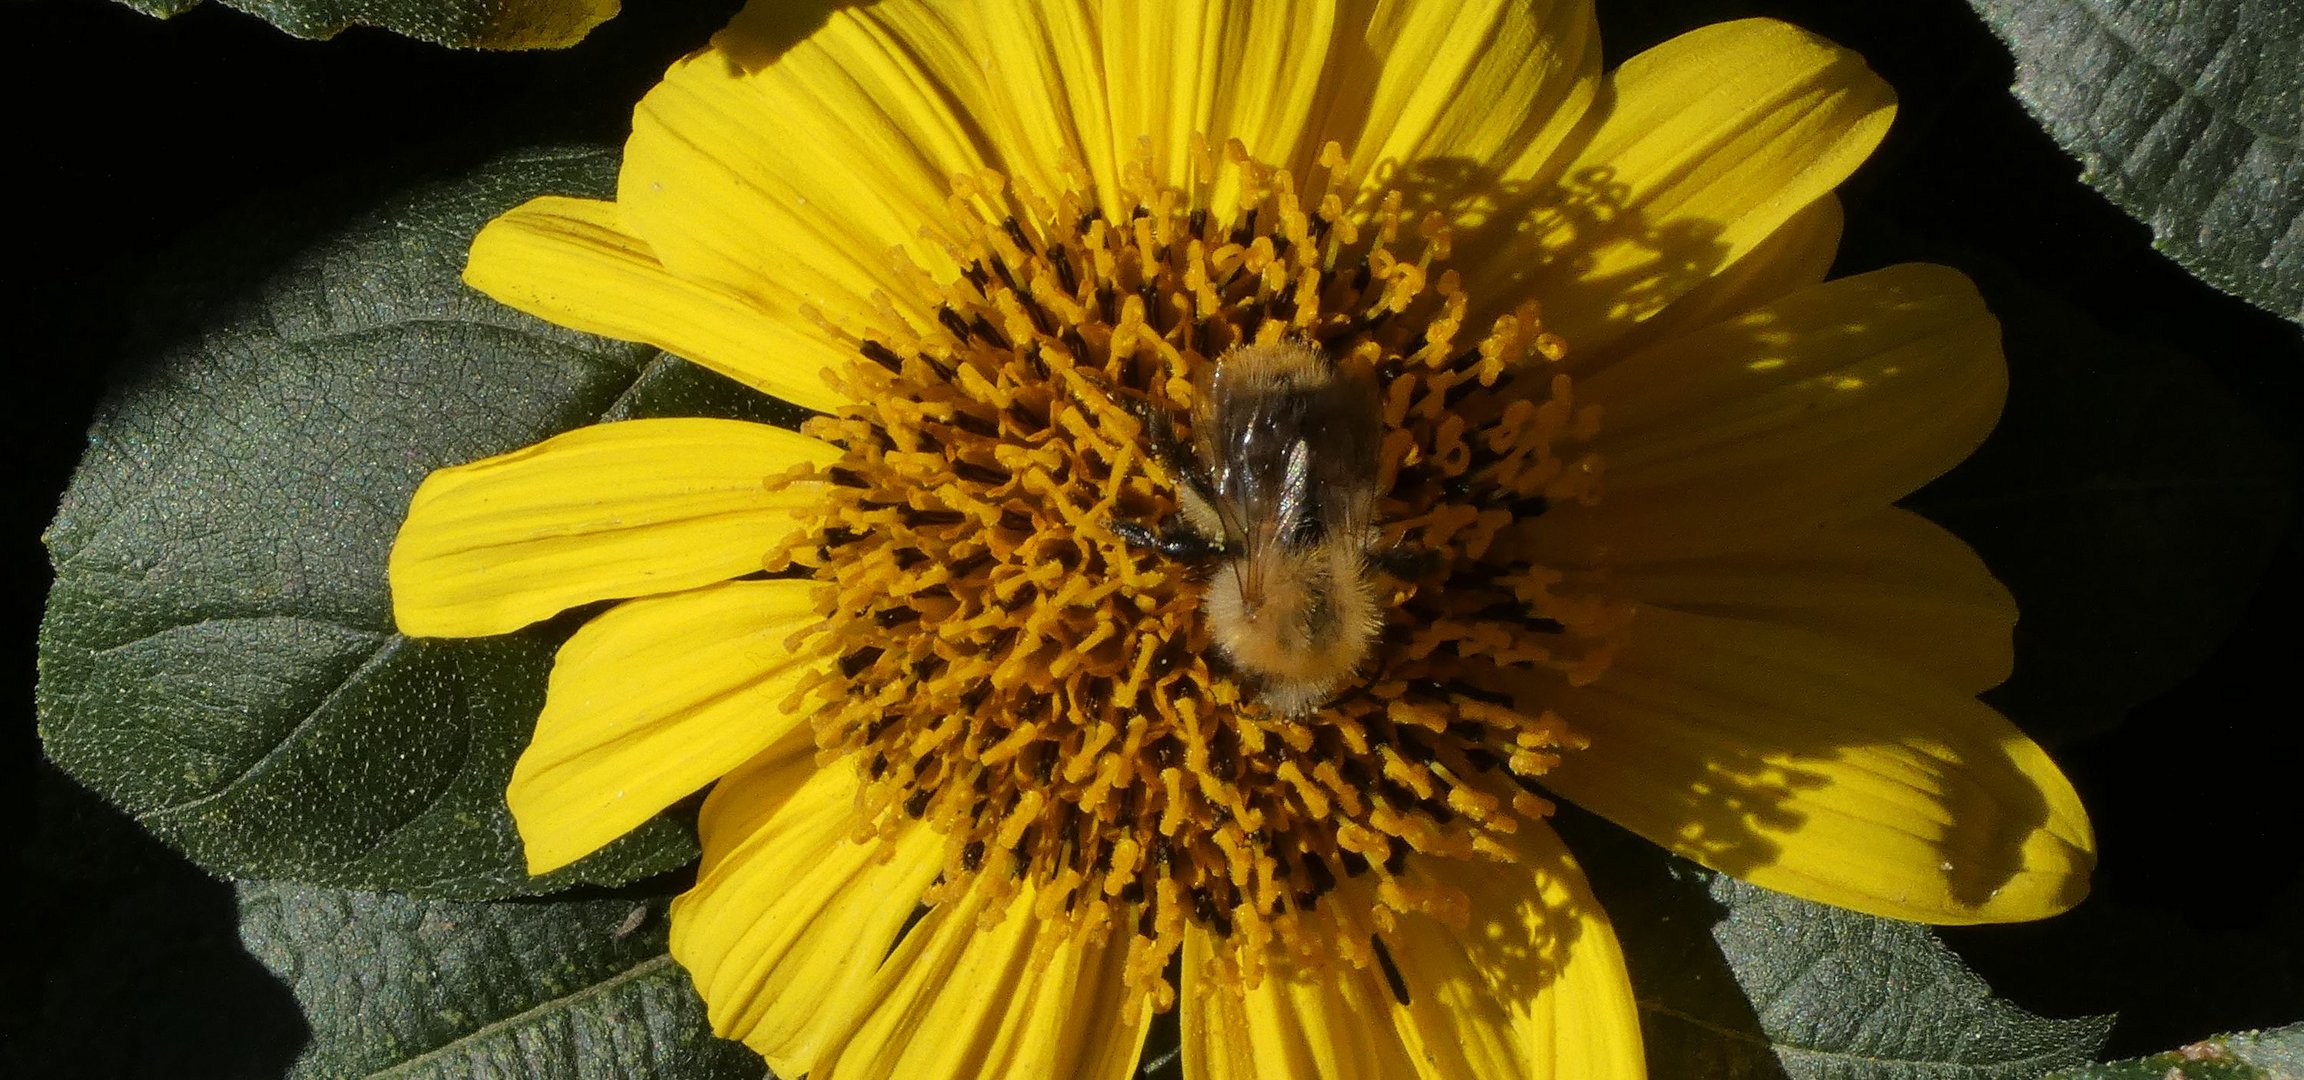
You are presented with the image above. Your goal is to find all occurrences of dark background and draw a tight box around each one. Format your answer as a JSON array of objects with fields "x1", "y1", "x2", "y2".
[{"x1": 5, "y1": 0, "x2": 2299, "y2": 1074}]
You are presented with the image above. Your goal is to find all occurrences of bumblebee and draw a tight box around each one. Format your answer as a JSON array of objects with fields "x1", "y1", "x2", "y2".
[{"x1": 1114, "y1": 338, "x2": 1388, "y2": 716}]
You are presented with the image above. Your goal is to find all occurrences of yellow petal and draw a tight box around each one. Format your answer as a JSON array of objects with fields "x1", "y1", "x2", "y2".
[
  {"x1": 464, "y1": 195, "x2": 849, "y2": 412},
  {"x1": 1612, "y1": 507, "x2": 2016, "y2": 695},
  {"x1": 389, "y1": 418, "x2": 836, "y2": 637},
  {"x1": 1600, "y1": 193, "x2": 1844, "y2": 360},
  {"x1": 1333, "y1": 0, "x2": 1601, "y2": 240},
  {"x1": 1541, "y1": 606, "x2": 2094, "y2": 923},
  {"x1": 1464, "y1": 18, "x2": 1894, "y2": 353},
  {"x1": 506, "y1": 579, "x2": 822, "y2": 873},
  {"x1": 670, "y1": 751, "x2": 945, "y2": 1077},
  {"x1": 619, "y1": 1, "x2": 991, "y2": 373},
  {"x1": 967, "y1": 0, "x2": 1346, "y2": 218},
  {"x1": 815, "y1": 880, "x2": 1150, "y2": 1080},
  {"x1": 1528, "y1": 263, "x2": 2005, "y2": 566},
  {"x1": 1181, "y1": 928, "x2": 1419, "y2": 1080},
  {"x1": 1386, "y1": 821, "x2": 1645, "y2": 1080}
]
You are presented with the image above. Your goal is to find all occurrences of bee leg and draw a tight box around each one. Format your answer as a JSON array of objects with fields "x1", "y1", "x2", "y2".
[
  {"x1": 1111, "y1": 518, "x2": 1228, "y2": 564},
  {"x1": 1370, "y1": 542, "x2": 1439, "y2": 579},
  {"x1": 1121, "y1": 390, "x2": 1217, "y2": 489}
]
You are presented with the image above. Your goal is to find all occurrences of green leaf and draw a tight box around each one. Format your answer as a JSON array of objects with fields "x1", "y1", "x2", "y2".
[
  {"x1": 1967, "y1": 0, "x2": 2304, "y2": 326},
  {"x1": 2043, "y1": 1024, "x2": 2304, "y2": 1079},
  {"x1": 113, "y1": 0, "x2": 619, "y2": 49},
  {"x1": 35, "y1": 146, "x2": 768, "y2": 898},
  {"x1": 1563, "y1": 811, "x2": 2111, "y2": 1079},
  {"x1": 238, "y1": 881, "x2": 766, "y2": 1079},
  {"x1": 1900, "y1": 249, "x2": 2294, "y2": 746}
]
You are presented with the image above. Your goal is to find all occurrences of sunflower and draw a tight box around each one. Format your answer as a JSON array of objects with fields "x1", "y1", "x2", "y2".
[{"x1": 388, "y1": 1, "x2": 2095, "y2": 1075}]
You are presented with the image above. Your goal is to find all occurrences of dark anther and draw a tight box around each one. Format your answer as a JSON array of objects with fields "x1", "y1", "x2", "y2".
[
  {"x1": 1340, "y1": 758, "x2": 1374, "y2": 791},
  {"x1": 962, "y1": 261, "x2": 990, "y2": 290},
  {"x1": 838, "y1": 646, "x2": 883, "y2": 678},
  {"x1": 1463, "y1": 747, "x2": 1502, "y2": 772},
  {"x1": 1269, "y1": 288, "x2": 1297, "y2": 324},
  {"x1": 868, "y1": 752, "x2": 889, "y2": 779},
  {"x1": 1308, "y1": 213, "x2": 1333, "y2": 246},
  {"x1": 1120, "y1": 879, "x2": 1146, "y2": 903},
  {"x1": 970, "y1": 314, "x2": 1010, "y2": 351},
  {"x1": 1509, "y1": 493, "x2": 1551, "y2": 518},
  {"x1": 1151, "y1": 834, "x2": 1175, "y2": 867},
  {"x1": 826, "y1": 466, "x2": 871, "y2": 488},
  {"x1": 1062, "y1": 326, "x2": 1094, "y2": 361},
  {"x1": 1338, "y1": 848, "x2": 1370, "y2": 877},
  {"x1": 1150, "y1": 634, "x2": 1192, "y2": 677},
  {"x1": 1384, "y1": 837, "x2": 1411, "y2": 876},
  {"x1": 1450, "y1": 682, "x2": 1515, "y2": 708},
  {"x1": 1356, "y1": 307, "x2": 1394, "y2": 335},
  {"x1": 1003, "y1": 216, "x2": 1038, "y2": 255},
  {"x1": 865, "y1": 715, "x2": 898, "y2": 740},
  {"x1": 1135, "y1": 903, "x2": 1157, "y2": 936},
  {"x1": 988, "y1": 253, "x2": 1021, "y2": 294},
  {"x1": 858, "y1": 339, "x2": 905, "y2": 372},
  {"x1": 873, "y1": 606, "x2": 920, "y2": 628},
  {"x1": 1349, "y1": 258, "x2": 1373, "y2": 292},
  {"x1": 1302, "y1": 856, "x2": 1337, "y2": 896},
  {"x1": 947, "y1": 551, "x2": 995, "y2": 578},
  {"x1": 1193, "y1": 316, "x2": 1214, "y2": 357},
  {"x1": 820, "y1": 525, "x2": 860, "y2": 547},
  {"x1": 1442, "y1": 375, "x2": 1485, "y2": 410},
  {"x1": 1151, "y1": 735, "x2": 1180, "y2": 769},
  {"x1": 960, "y1": 681, "x2": 992, "y2": 713},
  {"x1": 951, "y1": 460, "x2": 1008, "y2": 485},
  {"x1": 1210, "y1": 729, "x2": 1240, "y2": 781},
  {"x1": 1239, "y1": 297, "x2": 1267, "y2": 340},
  {"x1": 1050, "y1": 244, "x2": 1079, "y2": 294},
  {"x1": 1022, "y1": 340, "x2": 1051, "y2": 379},
  {"x1": 1229, "y1": 207, "x2": 1259, "y2": 245},
  {"x1": 937, "y1": 305, "x2": 973, "y2": 342},
  {"x1": 962, "y1": 840, "x2": 986, "y2": 872},
  {"x1": 903, "y1": 789, "x2": 933, "y2": 818},
  {"x1": 948, "y1": 409, "x2": 1001, "y2": 438},
  {"x1": 1140, "y1": 281, "x2": 1163, "y2": 333},
  {"x1": 902, "y1": 507, "x2": 968, "y2": 527},
  {"x1": 1424, "y1": 797, "x2": 1456, "y2": 825},
  {"x1": 1130, "y1": 204, "x2": 1151, "y2": 221},
  {"x1": 1371, "y1": 936, "x2": 1413, "y2": 1006},
  {"x1": 1473, "y1": 600, "x2": 1531, "y2": 623},
  {"x1": 998, "y1": 508, "x2": 1035, "y2": 533},
  {"x1": 1395, "y1": 731, "x2": 1438, "y2": 765},
  {"x1": 1378, "y1": 779, "x2": 1418, "y2": 810},
  {"x1": 1187, "y1": 207, "x2": 1208, "y2": 239},
  {"x1": 1096, "y1": 285, "x2": 1119, "y2": 325},
  {"x1": 1018, "y1": 291, "x2": 1055, "y2": 336}
]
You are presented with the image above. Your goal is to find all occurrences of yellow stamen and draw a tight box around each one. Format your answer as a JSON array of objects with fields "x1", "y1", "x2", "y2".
[{"x1": 771, "y1": 141, "x2": 1624, "y2": 1007}]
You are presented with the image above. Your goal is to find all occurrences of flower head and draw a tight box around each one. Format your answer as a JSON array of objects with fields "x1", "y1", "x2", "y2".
[{"x1": 390, "y1": 2, "x2": 2095, "y2": 1075}]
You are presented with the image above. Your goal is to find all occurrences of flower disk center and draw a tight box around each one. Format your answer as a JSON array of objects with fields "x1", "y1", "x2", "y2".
[{"x1": 773, "y1": 141, "x2": 1621, "y2": 1006}]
